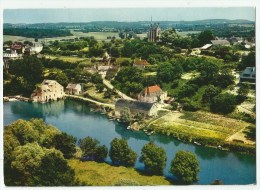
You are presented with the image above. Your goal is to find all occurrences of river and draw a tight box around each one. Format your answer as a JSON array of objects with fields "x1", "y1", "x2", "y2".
[{"x1": 3, "y1": 100, "x2": 256, "y2": 185}]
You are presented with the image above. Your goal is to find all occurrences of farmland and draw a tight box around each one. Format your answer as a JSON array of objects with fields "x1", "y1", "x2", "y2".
[{"x1": 146, "y1": 110, "x2": 255, "y2": 148}]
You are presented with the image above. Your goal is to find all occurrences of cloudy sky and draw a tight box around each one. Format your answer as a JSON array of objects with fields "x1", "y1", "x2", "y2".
[{"x1": 4, "y1": 7, "x2": 255, "y2": 24}]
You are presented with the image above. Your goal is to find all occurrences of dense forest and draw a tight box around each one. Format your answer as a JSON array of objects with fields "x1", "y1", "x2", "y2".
[{"x1": 4, "y1": 28, "x2": 72, "y2": 38}]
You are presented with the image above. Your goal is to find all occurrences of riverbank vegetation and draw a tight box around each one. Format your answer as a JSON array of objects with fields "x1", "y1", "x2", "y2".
[
  {"x1": 68, "y1": 159, "x2": 172, "y2": 186},
  {"x1": 4, "y1": 119, "x2": 202, "y2": 186}
]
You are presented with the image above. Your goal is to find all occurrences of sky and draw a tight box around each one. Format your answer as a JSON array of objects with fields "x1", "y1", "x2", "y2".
[{"x1": 3, "y1": 7, "x2": 255, "y2": 24}]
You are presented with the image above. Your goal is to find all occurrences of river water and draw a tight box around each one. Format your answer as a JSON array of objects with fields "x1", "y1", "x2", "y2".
[{"x1": 3, "y1": 100, "x2": 256, "y2": 185}]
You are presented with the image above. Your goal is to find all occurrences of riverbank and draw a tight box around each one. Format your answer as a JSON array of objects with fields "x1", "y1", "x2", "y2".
[
  {"x1": 141, "y1": 111, "x2": 256, "y2": 155},
  {"x1": 68, "y1": 159, "x2": 172, "y2": 186}
]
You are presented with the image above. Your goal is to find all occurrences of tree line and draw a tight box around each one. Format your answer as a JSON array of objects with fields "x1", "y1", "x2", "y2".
[{"x1": 4, "y1": 28, "x2": 72, "y2": 38}]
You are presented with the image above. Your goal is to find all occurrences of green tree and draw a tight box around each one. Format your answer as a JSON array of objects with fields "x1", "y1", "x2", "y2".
[
  {"x1": 157, "y1": 62, "x2": 183, "y2": 83},
  {"x1": 52, "y1": 132, "x2": 77, "y2": 159},
  {"x1": 7, "y1": 56, "x2": 44, "y2": 96},
  {"x1": 10, "y1": 143, "x2": 45, "y2": 185},
  {"x1": 140, "y1": 142, "x2": 167, "y2": 175},
  {"x1": 202, "y1": 85, "x2": 221, "y2": 103},
  {"x1": 197, "y1": 61, "x2": 219, "y2": 83},
  {"x1": 198, "y1": 30, "x2": 215, "y2": 46},
  {"x1": 210, "y1": 93, "x2": 237, "y2": 114},
  {"x1": 36, "y1": 148, "x2": 78, "y2": 186},
  {"x1": 79, "y1": 136, "x2": 107, "y2": 162},
  {"x1": 170, "y1": 150, "x2": 200, "y2": 184},
  {"x1": 96, "y1": 83, "x2": 105, "y2": 92},
  {"x1": 109, "y1": 138, "x2": 137, "y2": 167},
  {"x1": 237, "y1": 52, "x2": 255, "y2": 70},
  {"x1": 120, "y1": 107, "x2": 132, "y2": 123},
  {"x1": 238, "y1": 83, "x2": 250, "y2": 97}
]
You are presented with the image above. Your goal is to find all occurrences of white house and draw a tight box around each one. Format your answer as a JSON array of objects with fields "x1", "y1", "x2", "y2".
[
  {"x1": 31, "y1": 80, "x2": 64, "y2": 103},
  {"x1": 66, "y1": 83, "x2": 82, "y2": 95}
]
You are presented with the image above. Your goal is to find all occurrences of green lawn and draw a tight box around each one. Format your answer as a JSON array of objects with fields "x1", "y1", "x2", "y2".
[
  {"x1": 45, "y1": 55, "x2": 90, "y2": 63},
  {"x1": 68, "y1": 159, "x2": 172, "y2": 186},
  {"x1": 72, "y1": 31, "x2": 119, "y2": 41}
]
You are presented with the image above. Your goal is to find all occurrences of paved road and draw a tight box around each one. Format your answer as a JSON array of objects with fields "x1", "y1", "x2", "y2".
[
  {"x1": 103, "y1": 79, "x2": 135, "y2": 101},
  {"x1": 65, "y1": 94, "x2": 115, "y2": 109}
]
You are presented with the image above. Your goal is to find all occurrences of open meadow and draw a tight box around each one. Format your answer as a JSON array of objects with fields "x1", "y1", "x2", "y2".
[{"x1": 68, "y1": 159, "x2": 172, "y2": 186}]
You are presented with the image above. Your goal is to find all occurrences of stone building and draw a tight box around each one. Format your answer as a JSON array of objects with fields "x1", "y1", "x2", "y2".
[
  {"x1": 147, "y1": 23, "x2": 161, "y2": 42},
  {"x1": 66, "y1": 83, "x2": 82, "y2": 95},
  {"x1": 138, "y1": 85, "x2": 167, "y2": 103},
  {"x1": 133, "y1": 59, "x2": 149, "y2": 70},
  {"x1": 31, "y1": 80, "x2": 64, "y2": 103}
]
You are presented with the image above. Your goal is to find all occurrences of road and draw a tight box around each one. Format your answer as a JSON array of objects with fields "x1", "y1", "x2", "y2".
[
  {"x1": 103, "y1": 79, "x2": 135, "y2": 101},
  {"x1": 65, "y1": 94, "x2": 115, "y2": 109}
]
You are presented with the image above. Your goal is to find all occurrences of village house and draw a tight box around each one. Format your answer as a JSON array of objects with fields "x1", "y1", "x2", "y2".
[
  {"x1": 133, "y1": 59, "x2": 149, "y2": 70},
  {"x1": 115, "y1": 99, "x2": 158, "y2": 118},
  {"x1": 25, "y1": 42, "x2": 43, "y2": 54},
  {"x1": 31, "y1": 80, "x2": 65, "y2": 103},
  {"x1": 239, "y1": 67, "x2": 256, "y2": 84},
  {"x1": 138, "y1": 85, "x2": 167, "y2": 103},
  {"x1": 98, "y1": 65, "x2": 113, "y2": 78},
  {"x1": 200, "y1": 44, "x2": 213, "y2": 50},
  {"x1": 66, "y1": 83, "x2": 82, "y2": 95}
]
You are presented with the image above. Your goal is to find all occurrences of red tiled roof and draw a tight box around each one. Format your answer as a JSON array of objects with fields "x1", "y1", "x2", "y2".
[
  {"x1": 11, "y1": 44, "x2": 22, "y2": 50},
  {"x1": 144, "y1": 85, "x2": 162, "y2": 94},
  {"x1": 134, "y1": 60, "x2": 149, "y2": 66}
]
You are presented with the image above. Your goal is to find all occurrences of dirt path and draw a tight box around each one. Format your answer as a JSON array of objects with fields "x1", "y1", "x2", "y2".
[
  {"x1": 226, "y1": 125, "x2": 255, "y2": 145},
  {"x1": 65, "y1": 94, "x2": 115, "y2": 109},
  {"x1": 103, "y1": 79, "x2": 135, "y2": 101}
]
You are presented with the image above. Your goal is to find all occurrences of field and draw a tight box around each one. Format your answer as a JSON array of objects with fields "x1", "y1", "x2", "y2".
[
  {"x1": 3, "y1": 35, "x2": 35, "y2": 42},
  {"x1": 68, "y1": 159, "x2": 172, "y2": 186},
  {"x1": 45, "y1": 55, "x2": 91, "y2": 63},
  {"x1": 148, "y1": 110, "x2": 253, "y2": 145},
  {"x1": 72, "y1": 31, "x2": 119, "y2": 40},
  {"x1": 4, "y1": 31, "x2": 119, "y2": 43}
]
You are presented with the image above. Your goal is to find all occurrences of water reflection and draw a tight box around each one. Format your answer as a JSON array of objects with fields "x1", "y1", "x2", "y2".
[{"x1": 4, "y1": 99, "x2": 256, "y2": 185}]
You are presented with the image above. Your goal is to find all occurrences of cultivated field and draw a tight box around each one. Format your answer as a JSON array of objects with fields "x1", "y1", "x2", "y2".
[{"x1": 148, "y1": 111, "x2": 252, "y2": 145}]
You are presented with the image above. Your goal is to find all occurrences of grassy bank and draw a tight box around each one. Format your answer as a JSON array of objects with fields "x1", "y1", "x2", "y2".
[
  {"x1": 68, "y1": 159, "x2": 172, "y2": 186},
  {"x1": 145, "y1": 111, "x2": 255, "y2": 154}
]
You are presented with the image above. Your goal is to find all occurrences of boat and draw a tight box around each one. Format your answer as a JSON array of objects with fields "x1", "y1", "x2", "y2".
[
  {"x1": 9, "y1": 98, "x2": 18, "y2": 102},
  {"x1": 127, "y1": 126, "x2": 131, "y2": 130},
  {"x1": 194, "y1": 141, "x2": 201, "y2": 146}
]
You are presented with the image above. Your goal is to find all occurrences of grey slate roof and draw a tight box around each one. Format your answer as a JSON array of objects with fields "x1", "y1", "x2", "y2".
[
  {"x1": 115, "y1": 99, "x2": 154, "y2": 112},
  {"x1": 211, "y1": 40, "x2": 230, "y2": 46},
  {"x1": 240, "y1": 67, "x2": 256, "y2": 79}
]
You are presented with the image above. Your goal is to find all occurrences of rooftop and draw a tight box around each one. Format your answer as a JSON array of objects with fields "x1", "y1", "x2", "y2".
[
  {"x1": 66, "y1": 83, "x2": 81, "y2": 89},
  {"x1": 115, "y1": 99, "x2": 155, "y2": 112},
  {"x1": 134, "y1": 59, "x2": 149, "y2": 66},
  {"x1": 211, "y1": 40, "x2": 230, "y2": 46},
  {"x1": 143, "y1": 85, "x2": 162, "y2": 94}
]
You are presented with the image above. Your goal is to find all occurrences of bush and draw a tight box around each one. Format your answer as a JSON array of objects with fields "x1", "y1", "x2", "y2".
[
  {"x1": 183, "y1": 101, "x2": 199, "y2": 112},
  {"x1": 171, "y1": 102, "x2": 178, "y2": 110}
]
